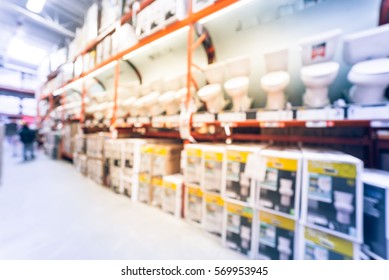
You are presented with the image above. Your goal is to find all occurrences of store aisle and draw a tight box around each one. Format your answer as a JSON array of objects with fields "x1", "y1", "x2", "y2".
[{"x1": 0, "y1": 148, "x2": 245, "y2": 260}]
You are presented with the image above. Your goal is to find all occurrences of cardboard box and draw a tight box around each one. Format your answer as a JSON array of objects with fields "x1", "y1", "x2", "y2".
[
  {"x1": 300, "y1": 226, "x2": 360, "y2": 260},
  {"x1": 162, "y1": 174, "x2": 183, "y2": 218},
  {"x1": 138, "y1": 173, "x2": 151, "y2": 204},
  {"x1": 109, "y1": 168, "x2": 122, "y2": 193},
  {"x1": 185, "y1": 185, "x2": 203, "y2": 226},
  {"x1": 87, "y1": 133, "x2": 108, "y2": 159},
  {"x1": 123, "y1": 139, "x2": 149, "y2": 177},
  {"x1": 184, "y1": 144, "x2": 203, "y2": 187},
  {"x1": 224, "y1": 202, "x2": 255, "y2": 258},
  {"x1": 163, "y1": 0, "x2": 188, "y2": 26},
  {"x1": 301, "y1": 149, "x2": 363, "y2": 243},
  {"x1": 192, "y1": 0, "x2": 214, "y2": 13},
  {"x1": 204, "y1": 193, "x2": 225, "y2": 237},
  {"x1": 257, "y1": 148, "x2": 302, "y2": 220},
  {"x1": 225, "y1": 145, "x2": 265, "y2": 205},
  {"x1": 151, "y1": 176, "x2": 164, "y2": 208},
  {"x1": 87, "y1": 158, "x2": 105, "y2": 185},
  {"x1": 362, "y1": 169, "x2": 389, "y2": 260},
  {"x1": 201, "y1": 145, "x2": 225, "y2": 194},
  {"x1": 257, "y1": 210, "x2": 299, "y2": 260},
  {"x1": 151, "y1": 144, "x2": 183, "y2": 177}
]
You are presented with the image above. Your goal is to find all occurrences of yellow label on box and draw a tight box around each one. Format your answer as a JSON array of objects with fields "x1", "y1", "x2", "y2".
[
  {"x1": 205, "y1": 193, "x2": 224, "y2": 207},
  {"x1": 305, "y1": 228, "x2": 354, "y2": 258},
  {"x1": 141, "y1": 145, "x2": 154, "y2": 154},
  {"x1": 308, "y1": 161, "x2": 357, "y2": 179},
  {"x1": 151, "y1": 176, "x2": 163, "y2": 187},
  {"x1": 139, "y1": 173, "x2": 150, "y2": 183},
  {"x1": 227, "y1": 203, "x2": 253, "y2": 219},
  {"x1": 204, "y1": 151, "x2": 223, "y2": 162},
  {"x1": 187, "y1": 186, "x2": 203, "y2": 197},
  {"x1": 163, "y1": 181, "x2": 177, "y2": 191},
  {"x1": 227, "y1": 150, "x2": 251, "y2": 163},
  {"x1": 266, "y1": 157, "x2": 298, "y2": 172},
  {"x1": 259, "y1": 211, "x2": 295, "y2": 231},
  {"x1": 153, "y1": 147, "x2": 168, "y2": 156},
  {"x1": 187, "y1": 148, "x2": 202, "y2": 158}
]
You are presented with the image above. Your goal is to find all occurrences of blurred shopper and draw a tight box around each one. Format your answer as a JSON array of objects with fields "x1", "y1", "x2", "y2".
[{"x1": 19, "y1": 123, "x2": 36, "y2": 161}]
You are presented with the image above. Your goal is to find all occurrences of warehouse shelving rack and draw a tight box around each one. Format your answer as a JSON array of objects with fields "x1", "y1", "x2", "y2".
[{"x1": 36, "y1": 0, "x2": 389, "y2": 168}]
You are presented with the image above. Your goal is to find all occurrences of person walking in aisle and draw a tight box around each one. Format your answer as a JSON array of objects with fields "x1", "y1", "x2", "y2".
[{"x1": 18, "y1": 123, "x2": 36, "y2": 161}]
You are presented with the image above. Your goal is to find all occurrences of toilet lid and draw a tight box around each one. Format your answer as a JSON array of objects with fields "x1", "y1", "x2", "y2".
[
  {"x1": 261, "y1": 71, "x2": 290, "y2": 86},
  {"x1": 224, "y1": 76, "x2": 249, "y2": 90},
  {"x1": 158, "y1": 91, "x2": 177, "y2": 104},
  {"x1": 198, "y1": 84, "x2": 222, "y2": 98},
  {"x1": 301, "y1": 62, "x2": 339, "y2": 77},
  {"x1": 352, "y1": 58, "x2": 389, "y2": 75}
]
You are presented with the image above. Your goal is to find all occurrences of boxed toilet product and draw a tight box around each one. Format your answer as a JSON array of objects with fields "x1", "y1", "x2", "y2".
[
  {"x1": 87, "y1": 133, "x2": 108, "y2": 159},
  {"x1": 162, "y1": 174, "x2": 183, "y2": 218},
  {"x1": 138, "y1": 172, "x2": 151, "y2": 204},
  {"x1": 185, "y1": 185, "x2": 204, "y2": 226},
  {"x1": 201, "y1": 145, "x2": 225, "y2": 194},
  {"x1": 257, "y1": 148, "x2": 302, "y2": 219},
  {"x1": 301, "y1": 226, "x2": 360, "y2": 260},
  {"x1": 87, "y1": 158, "x2": 105, "y2": 185},
  {"x1": 151, "y1": 176, "x2": 164, "y2": 208},
  {"x1": 184, "y1": 144, "x2": 203, "y2": 187},
  {"x1": 122, "y1": 175, "x2": 134, "y2": 198},
  {"x1": 301, "y1": 149, "x2": 363, "y2": 243},
  {"x1": 224, "y1": 202, "x2": 255, "y2": 258},
  {"x1": 104, "y1": 139, "x2": 124, "y2": 168},
  {"x1": 204, "y1": 193, "x2": 225, "y2": 237},
  {"x1": 257, "y1": 210, "x2": 298, "y2": 260},
  {"x1": 225, "y1": 145, "x2": 264, "y2": 205},
  {"x1": 139, "y1": 144, "x2": 155, "y2": 177},
  {"x1": 123, "y1": 139, "x2": 149, "y2": 177},
  {"x1": 151, "y1": 144, "x2": 183, "y2": 177},
  {"x1": 109, "y1": 168, "x2": 122, "y2": 193},
  {"x1": 362, "y1": 169, "x2": 389, "y2": 260}
]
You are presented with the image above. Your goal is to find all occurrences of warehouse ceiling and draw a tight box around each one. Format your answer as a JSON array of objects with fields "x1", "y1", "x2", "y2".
[{"x1": 0, "y1": 0, "x2": 95, "y2": 73}]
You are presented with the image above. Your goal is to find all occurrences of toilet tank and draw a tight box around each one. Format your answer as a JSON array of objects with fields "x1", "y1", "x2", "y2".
[
  {"x1": 264, "y1": 48, "x2": 289, "y2": 73},
  {"x1": 300, "y1": 29, "x2": 342, "y2": 66},
  {"x1": 343, "y1": 23, "x2": 389, "y2": 65}
]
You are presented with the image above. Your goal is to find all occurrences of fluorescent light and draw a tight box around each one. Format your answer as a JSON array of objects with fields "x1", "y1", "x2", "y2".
[
  {"x1": 198, "y1": 0, "x2": 255, "y2": 24},
  {"x1": 26, "y1": 0, "x2": 46, "y2": 14},
  {"x1": 123, "y1": 26, "x2": 190, "y2": 60},
  {"x1": 7, "y1": 38, "x2": 47, "y2": 66}
]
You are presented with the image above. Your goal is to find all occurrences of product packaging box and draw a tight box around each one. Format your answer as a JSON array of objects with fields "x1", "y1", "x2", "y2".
[
  {"x1": 225, "y1": 145, "x2": 264, "y2": 205},
  {"x1": 224, "y1": 202, "x2": 255, "y2": 258},
  {"x1": 204, "y1": 193, "x2": 225, "y2": 237},
  {"x1": 201, "y1": 145, "x2": 225, "y2": 194},
  {"x1": 139, "y1": 144, "x2": 154, "y2": 177},
  {"x1": 151, "y1": 176, "x2": 164, "y2": 208},
  {"x1": 162, "y1": 174, "x2": 183, "y2": 218},
  {"x1": 122, "y1": 175, "x2": 133, "y2": 198},
  {"x1": 300, "y1": 226, "x2": 360, "y2": 260},
  {"x1": 301, "y1": 149, "x2": 363, "y2": 243},
  {"x1": 362, "y1": 169, "x2": 389, "y2": 260},
  {"x1": 138, "y1": 172, "x2": 151, "y2": 204},
  {"x1": 123, "y1": 139, "x2": 148, "y2": 177},
  {"x1": 163, "y1": 0, "x2": 188, "y2": 26},
  {"x1": 87, "y1": 158, "x2": 105, "y2": 185},
  {"x1": 86, "y1": 133, "x2": 108, "y2": 159},
  {"x1": 151, "y1": 144, "x2": 183, "y2": 177},
  {"x1": 104, "y1": 139, "x2": 124, "y2": 168},
  {"x1": 257, "y1": 210, "x2": 298, "y2": 260},
  {"x1": 257, "y1": 148, "x2": 302, "y2": 219},
  {"x1": 185, "y1": 185, "x2": 204, "y2": 226},
  {"x1": 109, "y1": 168, "x2": 122, "y2": 193},
  {"x1": 184, "y1": 144, "x2": 203, "y2": 187},
  {"x1": 192, "y1": 0, "x2": 215, "y2": 13}
]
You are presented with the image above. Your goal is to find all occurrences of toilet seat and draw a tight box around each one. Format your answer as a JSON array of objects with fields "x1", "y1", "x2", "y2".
[
  {"x1": 198, "y1": 84, "x2": 226, "y2": 113},
  {"x1": 301, "y1": 62, "x2": 339, "y2": 78},
  {"x1": 352, "y1": 58, "x2": 389, "y2": 75},
  {"x1": 224, "y1": 77, "x2": 249, "y2": 95},
  {"x1": 261, "y1": 71, "x2": 290, "y2": 89}
]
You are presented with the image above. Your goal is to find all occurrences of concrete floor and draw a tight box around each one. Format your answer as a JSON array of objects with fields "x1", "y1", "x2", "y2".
[{"x1": 0, "y1": 144, "x2": 246, "y2": 260}]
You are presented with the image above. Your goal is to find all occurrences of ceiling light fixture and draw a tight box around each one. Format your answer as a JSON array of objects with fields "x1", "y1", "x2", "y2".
[
  {"x1": 26, "y1": 0, "x2": 46, "y2": 14},
  {"x1": 7, "y1": 38, "x2": 47, "y2": 66}
]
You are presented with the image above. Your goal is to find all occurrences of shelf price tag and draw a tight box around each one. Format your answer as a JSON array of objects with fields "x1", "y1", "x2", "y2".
[
  {"x1": 371, "y1": 120, "x2": 389, "y2": 128},
  {"x1": 305, "y1": 121, "x2": 333, "y2": 128},
  {"x1": 259, "y1": 121, "x2": 284, "y2": 128}
]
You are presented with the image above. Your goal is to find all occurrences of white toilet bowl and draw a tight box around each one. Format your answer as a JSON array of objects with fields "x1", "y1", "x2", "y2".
[
  {"x1": 301, "y1": 62, "x2": 340, "y2": 108},
  {"x1": 132, "y1": 98, "x2": 147, "y2": 117},
  {"x1": 226, "y1": 56, "x2": 251, "y2": 79},
  {"x1": 198, "y1": 84, "x2": 226, "y2": 113},
  {"x1": 347, "y1": 58, "x2": 389, "y2": 104},
  {"x1": 203, "y1": 62, "x2": 226, "y2": 84},
  {"x1": 224, "y1": 76, "x2": 252, "y2": 112},
  {"x1": 279, "y1": 178, "x2": 294, "y2": 207},
  {"x1": 138, "y1": 91, "x2": 164, "y2": 116},
  {"x1": 277, "y1": 236, "x2": 292, "y2": 260},
  {"x1": 261, "y1": 71, "x2": 291, "y2": 110},
  {"x1": 334, "y1": 191, "x2": 354, "y2": 225},
  {"x1": 176, "y1": 86, "x2": 201, "y2": 111},
  {"x1": 158, "y1": 90, "x2": 180, "y2": 115}
]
